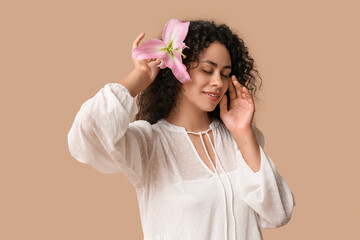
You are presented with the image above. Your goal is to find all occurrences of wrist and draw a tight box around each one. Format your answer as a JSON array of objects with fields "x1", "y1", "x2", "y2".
[
  {"x1": 119, "y1": 69, "x2": 146, "y2": 98},
  {"x1": 230, "y1": 127, "x2": 255, "y2": 140},
  {"x1": 228, "y1": 124, "x2": 253, "y2": 134}
]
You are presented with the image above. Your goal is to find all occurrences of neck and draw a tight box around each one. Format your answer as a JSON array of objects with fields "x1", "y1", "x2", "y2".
[{"x1": 166, "y1": 99, "x2": 213, "y2": 133}]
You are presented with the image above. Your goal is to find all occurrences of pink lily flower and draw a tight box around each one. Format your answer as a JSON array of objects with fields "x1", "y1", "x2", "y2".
[{"x1": 131, "y1": 18, "x2": 191, "y2": 83}]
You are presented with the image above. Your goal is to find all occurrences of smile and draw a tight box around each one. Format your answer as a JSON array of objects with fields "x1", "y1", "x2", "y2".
[{"x1": 203, "y1": 92, "x2": 220, "y2": 100}]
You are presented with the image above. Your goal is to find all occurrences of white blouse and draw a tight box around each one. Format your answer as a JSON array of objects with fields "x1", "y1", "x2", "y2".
[{"x1": 67, "y1": 83, "x2": 295, "y2": 240}]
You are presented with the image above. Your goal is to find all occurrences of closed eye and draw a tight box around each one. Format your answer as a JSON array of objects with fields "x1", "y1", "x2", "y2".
[{"x1": 203, "y1": 70, "x2": 230, "y2": 78}]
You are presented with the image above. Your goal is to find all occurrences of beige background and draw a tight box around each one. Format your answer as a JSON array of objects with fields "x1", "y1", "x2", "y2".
[{"x1": 1, "y1": 0, "x2": 359, "y2": 239}]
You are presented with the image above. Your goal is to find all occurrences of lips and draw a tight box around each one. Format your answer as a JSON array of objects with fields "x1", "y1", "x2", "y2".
[{"x1": 203, "y1": 91, "x2": 220, "y2": 100}]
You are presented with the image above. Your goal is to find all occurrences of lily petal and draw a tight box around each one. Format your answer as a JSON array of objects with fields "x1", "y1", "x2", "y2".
[
  {"x1": 162, "y1": 19, "x2": 190, "y2": 49},
  {"x1": 131, "y1": 39, "x2": 166, "y2": 60},
  {"x1": 162, "y1": 51, "x2": 191, "y2": 83}
]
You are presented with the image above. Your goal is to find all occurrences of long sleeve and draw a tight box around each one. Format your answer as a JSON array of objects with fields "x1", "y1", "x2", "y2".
[
  {"x1": 235, "y1": 126, "x2": 295, "y2": 228},
  {"x1": 67, "y1": 83, "x2": 153, "y2": 188}
]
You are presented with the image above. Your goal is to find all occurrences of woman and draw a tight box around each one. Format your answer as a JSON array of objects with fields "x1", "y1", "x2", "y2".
[{"x1": 67, "y1": 18, "x2": 295, "y2": 240}]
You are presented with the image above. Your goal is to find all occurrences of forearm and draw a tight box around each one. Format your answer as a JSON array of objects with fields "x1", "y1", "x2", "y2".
[
  {"x1": 231, "y1": 128, "x2": 261, "y2": 172},
  {"x1": 118, "y1": 69, "x2": 149, "y2": 98}
]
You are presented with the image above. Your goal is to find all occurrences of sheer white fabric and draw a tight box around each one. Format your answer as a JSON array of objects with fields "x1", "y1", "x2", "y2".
[{"x1": 67, "y1": 83, "x2": 295, "y2": 240}]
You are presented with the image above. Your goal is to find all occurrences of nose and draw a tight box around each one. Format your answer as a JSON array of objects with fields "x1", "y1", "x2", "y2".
[{"x1": 210, "y1": 72, "x2": 224, "y2": 88}]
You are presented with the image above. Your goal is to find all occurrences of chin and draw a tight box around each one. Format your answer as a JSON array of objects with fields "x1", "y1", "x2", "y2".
[{"x1": 202, "y1": 104, "x2": 219, "y2": 113}]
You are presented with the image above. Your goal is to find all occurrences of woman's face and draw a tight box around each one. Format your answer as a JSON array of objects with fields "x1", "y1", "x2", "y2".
[{"x1": 180, "y1": 41, "x2": 232, "y2": 113}]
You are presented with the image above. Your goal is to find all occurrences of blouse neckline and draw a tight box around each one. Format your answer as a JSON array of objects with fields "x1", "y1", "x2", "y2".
[{"x1": 157, "y1": 118, "x2": 221, "y2": 133}]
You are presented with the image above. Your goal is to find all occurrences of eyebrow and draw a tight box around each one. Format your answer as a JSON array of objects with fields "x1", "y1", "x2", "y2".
[{"x1": 201, "y1": 60, "x2": 232, "y2": 69}]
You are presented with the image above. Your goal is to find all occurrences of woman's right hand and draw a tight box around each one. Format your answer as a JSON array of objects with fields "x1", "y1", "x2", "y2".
[
  {"x1": 131, "y1": 32, "x2": 162, "y2": 85},
  {"x1": 119, "y1": 33, "x2": 162, "y2": 97}
]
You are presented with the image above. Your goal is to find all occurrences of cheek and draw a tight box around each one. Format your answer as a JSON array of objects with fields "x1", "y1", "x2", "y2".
[
  {"x1": 181, "y1": 82, "x2": 193, "y2": 93},
  {"x1": 223, "y1": 80, "x2": 230, "y2": 94},
  {"x1": 181, "y1": 85, "x2": 198, "y2": 99}
]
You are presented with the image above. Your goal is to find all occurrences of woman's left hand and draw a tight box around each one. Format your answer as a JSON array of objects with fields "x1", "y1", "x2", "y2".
[{"x1": 219, "y1": 75, "x2": 255, "y2": 132}]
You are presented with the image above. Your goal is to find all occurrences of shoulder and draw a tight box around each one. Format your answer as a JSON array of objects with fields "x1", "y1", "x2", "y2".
[
  {"x1": 128, "y1": 119, "x2": 169, "y2": 138},
  {"x1": 128, "y1": 119, "x2": 155, "y2": 139}
]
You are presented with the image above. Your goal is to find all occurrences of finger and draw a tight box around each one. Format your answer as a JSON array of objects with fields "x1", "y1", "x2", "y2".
[
  {"x1": 148, "y1": 58, "x2": 161, "y2": 68},
  {"x1": 242, "y1": 86, "x2": 252, "y2": 99},
  {"x1": 240, "y1": 86, "x2": 254, "y2": 104},
  {"x1": 245, "y1": 90, "x2": 255, "y2": 104},
  {"x1": 132, "y1": 32, "x2": 145, "y2": 50},
  {"x1": 144, "y1": 58, "x2": 157, "y2": 63},
  {"x1": 241, "y1": 85, "x2": 249, "y2": 94},
  {"x1": 219, "y1": 94, "x2": 228, "y2": 116},
  {"x1": 229, "y1": 75, "x2": 237, "y2": 100},
  {"x1": 147, "y1": 59, "x2": 161, "y2": 79},
  {"x1": 232, "y1": 78, "x2": 243, "y2": 97}
]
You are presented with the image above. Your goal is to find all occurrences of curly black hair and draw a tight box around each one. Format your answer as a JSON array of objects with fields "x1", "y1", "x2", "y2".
[{"x1": 135, "y1": 19, "x2": 262, "y2": 124}]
